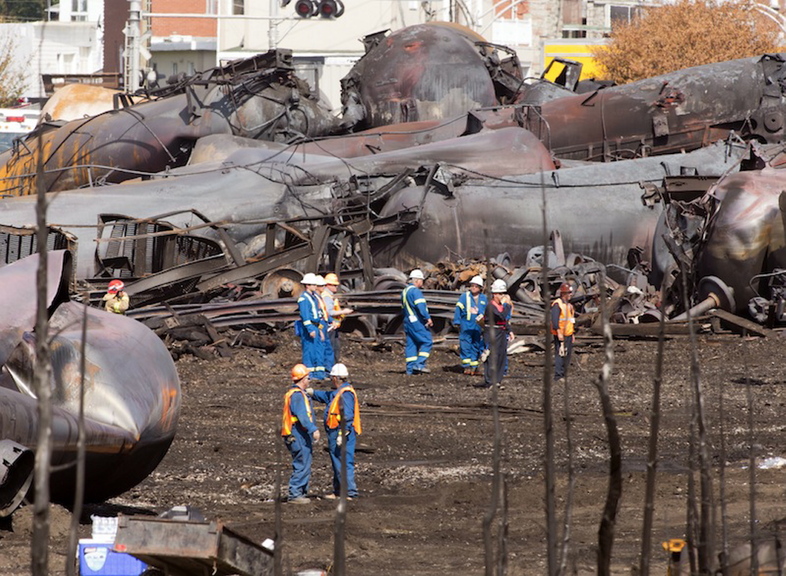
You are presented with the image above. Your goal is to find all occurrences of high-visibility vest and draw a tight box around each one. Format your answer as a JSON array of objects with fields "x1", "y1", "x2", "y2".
[
  {"x1": 322, "y1": 288, "x2": 345, "y2": 325},
  {"x1": 281, "y1": 387, "x2": 312, "y2": 436},
  {"x1": 316, "y1": 292, "x2": 329, "y2": 322},
  {"x1": 551, "y1": 299, "x2": 575, "y2": 337},
  {"x1": 326, "y1": 386, "x2": 362, "y2": 434}
]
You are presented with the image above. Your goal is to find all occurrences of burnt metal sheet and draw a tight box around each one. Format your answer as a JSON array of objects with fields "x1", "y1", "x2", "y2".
[
  {"x1": 114, "y1": 515, "x2": 273, "y2": 576},
  {"x1": 189, "y1": 117, "x2": 478, "y2": 164},
  {"x1": 184, "y1": 126, "x2": 555, "y2": 181}
]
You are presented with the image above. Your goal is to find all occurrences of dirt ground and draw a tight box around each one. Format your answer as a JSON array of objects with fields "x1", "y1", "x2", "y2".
[{"x1": 2, "y1": 327, "x2": 786, "y2": 575}]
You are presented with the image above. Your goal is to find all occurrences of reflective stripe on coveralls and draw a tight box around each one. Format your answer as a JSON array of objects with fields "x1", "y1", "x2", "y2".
[
  {"x1": 326, "y1": 386, "x2": 363, "y2": 434},
  {"x1": 402, "y1": 285, "x2": 418, "y2": 322}
]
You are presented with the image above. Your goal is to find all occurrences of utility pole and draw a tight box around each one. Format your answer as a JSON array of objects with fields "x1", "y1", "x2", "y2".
[{"x1": 124, "y1": 0, "x2": 142, "y2": 92}]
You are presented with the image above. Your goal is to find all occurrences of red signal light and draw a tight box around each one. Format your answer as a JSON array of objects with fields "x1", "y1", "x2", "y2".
[{"x1": 294, "y1": 0, "x2": 317, "y2": 16}]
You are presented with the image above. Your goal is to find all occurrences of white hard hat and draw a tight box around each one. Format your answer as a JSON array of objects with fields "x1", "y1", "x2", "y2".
[
  {"x1": 409, "y1": 269, "x2": 425, "y2": 280},
  {"x1": 470, "y1": 275, "x2": 484, "y2": 287},
  {"x1": 491, "y1": 279, "x2": 507, "y2": 293},
  {"x1": 301, "y1": 272, "x2": 318, "y2": 285},
  {"x1": 330, "y1": 363, "x2": 349, "y2": 378},
  {"x1": 314, "y1": 275, "x2": 326, "y2": 287}
]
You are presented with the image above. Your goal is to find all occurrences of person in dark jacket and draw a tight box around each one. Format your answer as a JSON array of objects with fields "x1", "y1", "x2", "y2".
[
  {"x1": 480, "y1": 279, "x2": 514, "y2": 388},
  {"x1": 550, "y1": 282, "x2": 576, "y2": 380}
]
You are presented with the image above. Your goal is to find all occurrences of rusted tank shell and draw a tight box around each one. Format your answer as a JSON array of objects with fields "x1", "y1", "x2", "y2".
[
  {"x1": 0, "y1": 53, "x2": 341, "y2": 196},
  {"x1": 340, "y1": 23, "x2": 504, "y2": 130},
  {"x1": 692, "y1": 167, "x2": 786, "y2": 310},
  {"x1": 40, "y1": 83, "x2": 138, "y2": 123},
  {"x1": 375, "y1": 142, "x2": 746, "y2": 268},
  {"x1": 0, "y1": 98, "x2": 230, "y2": 196},
  {"x1": 0, "y1": 251, "x2": 180, "y2": 506},
  {"x1": 540, "y1": 54, "x2": 786, "y2": 161}
]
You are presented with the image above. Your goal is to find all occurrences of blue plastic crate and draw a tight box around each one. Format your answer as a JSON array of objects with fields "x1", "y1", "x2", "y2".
[{"x1": 78, "y1": 540, "x2": 147, "y2": 576}]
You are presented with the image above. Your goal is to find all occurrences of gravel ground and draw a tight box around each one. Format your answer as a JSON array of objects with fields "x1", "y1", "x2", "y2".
[{"x1": 2, "y1": 329, "x2": 786, "y2": 575}]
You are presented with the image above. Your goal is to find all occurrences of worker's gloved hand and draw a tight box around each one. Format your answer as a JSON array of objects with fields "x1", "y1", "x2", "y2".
[
  {"x1": 336, "y1": 432, "x2": 343, "y2": 447},
  {"x1": 559, "y1": 342, "x2": 567, "y2": 357},
  {"x1": 305, "y1": 387, "x2": 314, "y2": 397},
  {"x1": 285, "y1": 435, "x2": 295, "y2": 445},
  {"x1": 313, "y1": 430, "x2": 321, "y2": 442},
  {"x1": 309, "y1": 331, "x2": 317, "y2": 339}
]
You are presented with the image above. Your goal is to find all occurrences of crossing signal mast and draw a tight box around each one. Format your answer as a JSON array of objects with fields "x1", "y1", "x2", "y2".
[{"x1": 293, "y1": 0, "x2": 344, "y2": 18}]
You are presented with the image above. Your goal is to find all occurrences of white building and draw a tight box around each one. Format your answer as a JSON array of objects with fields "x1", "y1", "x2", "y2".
[{"x1": 0, "y1": 20, "x2": 103, "y2": 101}]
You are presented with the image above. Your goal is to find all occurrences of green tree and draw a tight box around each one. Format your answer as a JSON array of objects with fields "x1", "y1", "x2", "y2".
[
  {"x1": 0, "y1": 35, "x2": 28, "y2": 106},
  {"x1": 592, "y1": 0, "x2": 781, "y2": 84},
  {"x1": 0, "y1": 0, "x2": 45, "y2": 22}
]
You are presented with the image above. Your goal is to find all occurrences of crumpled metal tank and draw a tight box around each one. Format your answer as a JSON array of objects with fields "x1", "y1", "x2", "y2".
[
  {"x1": 340, "y1": 22, "x2": 522, "y2": 130},
  {"x1": 0, "y1": 251, "x2": 180, "y2": 511},
  {"x1": 539, "y1": 54, "x2": 786, "y2": 161},
  {"x1": 0, "y1": 50, "x2": 341, "y2": 196},
  {"x1": 374, "y1": 141, "x2": 746, "y2": 269},
  {"x1": 692, "y1": 167, "x2": 786, "y2": 310}
]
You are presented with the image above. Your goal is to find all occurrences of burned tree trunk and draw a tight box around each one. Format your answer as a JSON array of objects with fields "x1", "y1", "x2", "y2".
[
  {"x1": 638, "y1": 305, "x2": 666, "y2": 575},
  {"x1": 595, "y1": 279, "x2": 621, "y2": 576},
  {"x1": 31, "y1": 127, "x2": 53, "y2": 576}
]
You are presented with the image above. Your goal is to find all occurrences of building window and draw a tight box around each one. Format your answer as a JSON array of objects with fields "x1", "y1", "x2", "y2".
[
  {"x1": 233, "y1": 0, "x2": 245, "y2": 15},
  {"x1": 71, "y1": 0, "x2": 87, "y2": 21},
  {"x1": 608, "y1": 4, "x2": 641, "y2": 28},
  {"x1": 206, "y1": 0, "x2": 218, "y2": 14}
]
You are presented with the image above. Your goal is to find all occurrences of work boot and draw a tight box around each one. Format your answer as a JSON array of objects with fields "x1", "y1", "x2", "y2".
[
  {"x1": 415, "y1": 367, "x2": 431, "y2": 374},
  {"x1": 323, "y1": 493, "x2": 338, "y2": 500},
  {"x1": 289, "y1": 496, "x2": 310, "y2": 504},
  {"x1": 463, "y1": 368, "x2": 472, "y2": 375}
]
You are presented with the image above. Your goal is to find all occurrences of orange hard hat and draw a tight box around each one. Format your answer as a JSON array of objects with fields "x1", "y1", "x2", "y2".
[
  {"x1": 108, "y1": 279, "x2": 125, "y2": 293},
  {"x1": 290, "y1": 364, "x2": 309, "y2": 381},
  {"x1": 324, "y1": 273, "x2": 340, "y2": 285},
  {"x1": 559, "y1": 282, "x2": 573, "y2": 294}
]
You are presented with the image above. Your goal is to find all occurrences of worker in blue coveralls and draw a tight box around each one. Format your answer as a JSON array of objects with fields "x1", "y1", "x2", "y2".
[
  {"x1": 308, "y1": 363, "x2": 362, "y2": 500},
  {"x1": 401, "y1": 269, "x2": 433, "y2": 374},
  {"x1": 453, "y1": 275, "x2": 487, "y2": 375},
  {"x1": 295, "y1": 273, "x2": 327, "y2": 380},
  {"x1": 313, "y1": 275, "x2": 335, "y2": 377},
  {"x1": 281, "y1": 363, "x2": 320, "y2": 504}
]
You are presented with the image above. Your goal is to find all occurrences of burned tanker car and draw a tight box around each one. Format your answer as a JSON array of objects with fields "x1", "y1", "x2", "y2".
[{"x1": 4, "y1": 24, "x2": 786, "y2": 324}]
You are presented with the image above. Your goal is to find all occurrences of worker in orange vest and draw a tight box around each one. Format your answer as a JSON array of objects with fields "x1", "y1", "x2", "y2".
[
  {"x1": 309, "y1": 363, "x2": 361, "y2": 499},
  {"x1": 281, "y1": 364, "x2": 321, "y2": 504},
  {"x1": 550, "y1": 282, "x2": 576, "y2": 381}
]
